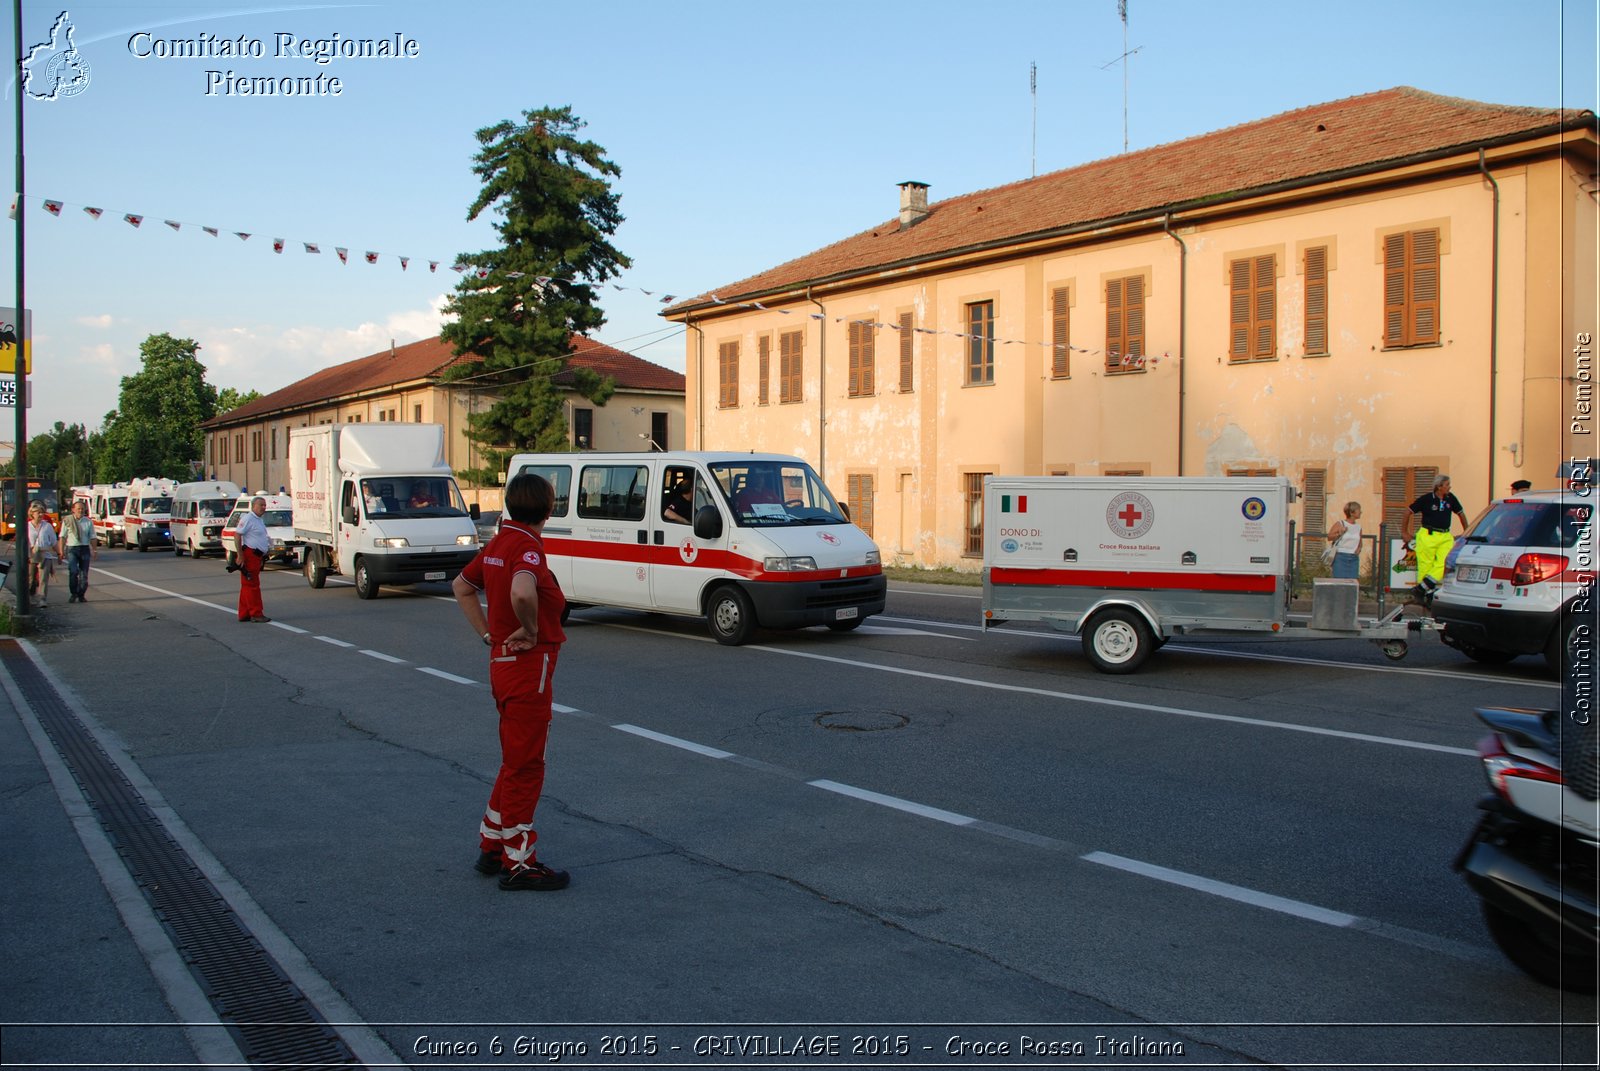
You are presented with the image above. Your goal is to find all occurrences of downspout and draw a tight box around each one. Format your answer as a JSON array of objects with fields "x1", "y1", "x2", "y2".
[
  {"x1": 807, "y1": 287, "x2": 827, "y2": 479},
  {"x1": 685, "y1": 317, "x2": 705, "y2": 450},
  {"x1": 1478, "y1": 147, "x2": 1502, "y2": 497},
  {"x1": 1163, "y1": 213, "x2": 1188, "y2": 475}
]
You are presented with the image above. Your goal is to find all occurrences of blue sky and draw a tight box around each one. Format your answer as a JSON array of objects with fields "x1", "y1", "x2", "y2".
[{"x1": 4, "y1": 0, "x2": 1596, "y2": 437}]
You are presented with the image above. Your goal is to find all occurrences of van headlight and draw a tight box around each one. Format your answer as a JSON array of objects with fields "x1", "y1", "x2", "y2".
[
  {"x1": 865, "y1": 549, "x2": 881, "y2": 565},
  {"x1": 374, "y1": 536, "x2": 410, "y2": 548},
  {"x1": 764, "y1": 556, "x2": 817, "y2": 571},
  {"x1": 456, "y1": 534, "x2": 477, "y2": 546}
]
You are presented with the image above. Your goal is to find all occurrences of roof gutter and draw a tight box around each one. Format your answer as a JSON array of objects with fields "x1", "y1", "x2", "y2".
[
  {"x1": 1162, "y1": 213, "x2": 1188, "y2": 476},
  {"x1": 685, "y1": 317, "x2": 705, "y2": 450},
  {"x1": 666, "y1": 117, "x2": 1595, "y2": 318},
  {"x1": 807, "y1": 286, "x2": 826, "y2": 480},
  {"x1": 1478, "y1": 147, "x2": 1502, "y2": 502}
]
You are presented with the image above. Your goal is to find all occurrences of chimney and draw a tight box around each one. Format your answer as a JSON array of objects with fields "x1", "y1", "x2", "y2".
[{"x1": 898, "y1": 181, "x2": 930, "y2": 229}]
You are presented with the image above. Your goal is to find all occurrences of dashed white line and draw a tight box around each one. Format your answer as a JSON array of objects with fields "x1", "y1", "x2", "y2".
[
  {"x1": 315, "y1": 636, "x2": 355, "y2": 648},
  {"x1": 416, "y1": 667, "x2": 477, "y2": 685},
  {"x1": 1082, "y1": 851, "x2": 1361, "y2": 928},
  {"x1": 614, "y1": 724, "x2": 734, "y2": 759},
  {"x1": 808, "y1": 779, "x2": 978, "y2": 826},
  {"x1": 359, "y1": 649, "x2": 406, "y2": 664},
  {"x1": 271, "y1": 622, "x2": 308, "y2": 634}
]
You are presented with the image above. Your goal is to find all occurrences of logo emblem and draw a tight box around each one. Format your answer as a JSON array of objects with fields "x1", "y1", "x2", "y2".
[
  {"x1": 1241, "y1": 497, "x2": 1267, "y2": 521},
  {"x1": 1001, "y1": 538, "x2": 1019, "y2": 554},
  {"x1": 818, "y1": 531, "x2": 840, "y2": 545},
  {"x1": 1106, "y1": 491, "x2": 1155, "y2": 540},
  {"x1": 24, "y1": 12, "x2": 91, "y2": 101},
  {"x1": 678, "y1": 539, "x2": 698, "y2": 564}
]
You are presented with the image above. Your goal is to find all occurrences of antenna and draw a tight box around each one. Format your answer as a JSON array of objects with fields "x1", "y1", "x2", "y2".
[
  {"x1": 1101, "y1": 3, "x2": 1142, "y2": 154},
  {"x1": 1030, "y1": 61, "x2": 1037, "y2": 178}
]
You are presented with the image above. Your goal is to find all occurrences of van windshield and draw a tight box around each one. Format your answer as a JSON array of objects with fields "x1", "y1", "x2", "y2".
[
  {"x1": 708, "y1": 461, "x2": 849, "y2": 528},
  {"x1": 197, "y1": 499, "x2": 231, "y2": 518},
  {"x1": 1467, "y1": 501, "x2": 1592, "y2": 550},
  {"x1": 360, "y1": 477, "x2": 467, "y2": 519},
  {"x1": 142, "y1": 497, "x2": 173, "y2": 514}
]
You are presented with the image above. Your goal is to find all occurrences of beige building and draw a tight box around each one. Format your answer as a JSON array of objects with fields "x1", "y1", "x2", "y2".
[
  {"x1": 664, "y1": 88, "x2": 1598, "y2": 569},
  {"x1": 200, "y1": 334, "x2": 685, "y2": 506}
]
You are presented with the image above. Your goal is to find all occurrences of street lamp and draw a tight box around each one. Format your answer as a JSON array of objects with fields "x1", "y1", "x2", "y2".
[{"x1": 638, "y1": 433, "x2": 663, "y2": 452}]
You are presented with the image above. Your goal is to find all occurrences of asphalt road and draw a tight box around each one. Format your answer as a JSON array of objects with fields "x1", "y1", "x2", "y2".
[{"x1": 2, "y1": 546, "x2": 1593, "y2": 1070}]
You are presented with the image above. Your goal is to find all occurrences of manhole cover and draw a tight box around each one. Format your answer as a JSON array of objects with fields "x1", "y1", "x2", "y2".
[{"x1": 814, "y1": 709, "x2": 908, "y2": 732}]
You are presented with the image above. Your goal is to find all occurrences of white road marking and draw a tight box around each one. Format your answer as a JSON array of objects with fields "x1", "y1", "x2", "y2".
[
  {"x1": 359, "y1": 649, "x2": 406, "y2": 664},
  {"x1": 1082, "y1": 851, "x2": 1361, "y2": 928},
  {"x1": 614, "y1": 723, "x2": 734, "y2": 759},
  {"x1": 271, "y1": 622, "x2": 308, "y2": 634},
  {"x1": 416, "y1": 667, "x2": 477, "y2": 685},
  {"x1": 808, "y1": 779, "x2": 977, "y2": 826},
  {"x1": 315, "y1": 636, "x2": 354, "y2": 648}
]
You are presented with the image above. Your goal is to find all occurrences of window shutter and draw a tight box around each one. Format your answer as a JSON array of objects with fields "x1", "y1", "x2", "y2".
[
  {"x1": 718, "y1": 341, "x2": 739, "y2": 408},
  {"x1": 1050, "y1": 287, "x2": 1070, "y2": 377},
  {"x1": 758, "y1": 335, "x2": 770, "y2": 405},
  {"x1": 779, "y1": 330, "x2": 803, "y2": 403},
  {"x1": 1253, "y1": 255, "x2": 1276, "y2": 358},
  {"x1": 1411, "y1": 229, "x2": 1439, "y2": 344},
  {"x1": 848, "y1": 322, "x2": 864, "y2": 397},
  {"x1": 1383, "y1": 233, "x2": 1408, "y2": 346},
  {"x1": 1105, "y1": 277, "x2": 1124, "y2": 371},
  {"x1": 1302, "y1": 467, "x2": 1327, "y2": 538},
  {"x1": 1304, "y1": 246, "x2": 1328, "y2": 354},
  {"x1": 1229, "y1": 258, "x2": 1250, "y2": 358},
  {"x1": 861, "y1": 323, "x2": 874, "y2": 396},
  {"x1": 1125, "y1": 275, "x2": 1145, "y2": 359},
  {"x1": 898, "y1": 312, "x2": 913, "y2": 393}
]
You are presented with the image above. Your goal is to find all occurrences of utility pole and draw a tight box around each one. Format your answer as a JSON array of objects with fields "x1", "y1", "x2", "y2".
[
  {"x1": 1030, "y1": 61, "x2": 1037, "y2": 178},
  {"x1": 12, "y1": 0, "x2": 29, "y2": 617}
]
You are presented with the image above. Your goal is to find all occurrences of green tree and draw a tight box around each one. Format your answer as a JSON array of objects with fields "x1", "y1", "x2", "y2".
[
  {"x1": 216, "y1": 387, "x2": 262, "y2": 413},
  {"x1": 440, "y1": 105, "x2": 629, "y2": 484},
  {"x1": 98, "y1": 333, "x2": 219, "y2": 480}
]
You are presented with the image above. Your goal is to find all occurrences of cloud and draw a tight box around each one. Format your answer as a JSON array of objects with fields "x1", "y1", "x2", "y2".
[{"x1": 76, "y1": 314, "x2": 113, "y2": 329}]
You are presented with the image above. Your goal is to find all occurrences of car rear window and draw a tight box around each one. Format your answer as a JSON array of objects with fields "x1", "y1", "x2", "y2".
[{"x1": 1466, "y1": 501, "x2": 1592, "y2": 550}]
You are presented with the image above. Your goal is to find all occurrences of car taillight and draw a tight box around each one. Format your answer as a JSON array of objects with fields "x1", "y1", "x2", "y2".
[
  {"x1": 1477, "y1": 734, "x2": 1564, "y2": 801},
  {"x1": 1511, "y1": 552, "x2": 1567, "y2": 586}
]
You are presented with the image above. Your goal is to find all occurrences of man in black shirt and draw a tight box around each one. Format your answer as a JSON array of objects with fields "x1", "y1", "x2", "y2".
[{"x1": 1402, "y1": 474, "x2": 1468, "y2": 603}]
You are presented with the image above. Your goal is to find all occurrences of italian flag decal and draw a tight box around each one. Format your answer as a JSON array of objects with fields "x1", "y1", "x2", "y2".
[{"x1": 1001, "y1": 494, "x2": 1028, "y2": 513}]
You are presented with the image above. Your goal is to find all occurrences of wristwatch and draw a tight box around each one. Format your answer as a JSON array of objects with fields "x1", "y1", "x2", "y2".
[{"x1": 482, "y1": 631, "x2": 492, "y2": 646}]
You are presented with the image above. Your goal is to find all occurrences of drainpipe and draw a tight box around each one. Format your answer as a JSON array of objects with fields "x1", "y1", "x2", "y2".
[
  {"x1": 686, "y1": 317, "x2": 705, "y2": 450},
  {"x1": 1479, "y1": 148, "x2": 1502, "y2": 499},
  {"x1": 807, "y1": 287, "x2": 827, "y2": 479},
  {"x1": 1163, "y1": 213, "x2": 1188, "y2": 475}
]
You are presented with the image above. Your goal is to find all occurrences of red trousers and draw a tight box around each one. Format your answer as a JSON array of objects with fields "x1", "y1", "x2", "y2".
[
  {"x1": 480, "y1": 647, "x2": 558, "y2": 868},
  {"x1": 237, "y1": 547, "x2": 266, "y2": 620}
]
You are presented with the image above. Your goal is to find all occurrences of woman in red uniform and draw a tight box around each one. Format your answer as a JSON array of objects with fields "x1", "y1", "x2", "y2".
[{"x1": 451, "y1": 473, "x2": 569, "y2": 891}]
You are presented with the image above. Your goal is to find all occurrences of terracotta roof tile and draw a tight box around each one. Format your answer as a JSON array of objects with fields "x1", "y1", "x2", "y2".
[
  {"x1": 204, "y1": 334, "x2": 684, "y2": 428},
  {"x1": 666, "y1": 87, "x2": 1590, "y2": 312}
]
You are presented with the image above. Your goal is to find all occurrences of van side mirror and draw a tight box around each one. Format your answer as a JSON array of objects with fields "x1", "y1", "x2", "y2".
[
  {"x1": 342, "y1": 505, "x2": 359, "y2": 525},
  {"x1": 469, "y1": 503, "x2": 481, "y2": 520},
  {"x1": 692, "y1": 505, "x2": 723, "y2": 540},
  {"x1": 840, "y1": 502, "x2": 852, "y2": 522}
]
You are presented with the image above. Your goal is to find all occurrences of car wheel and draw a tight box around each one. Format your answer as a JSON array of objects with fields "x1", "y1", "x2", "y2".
[
  {"x1": 354, "y1": 558, "x2": 379, "y2": 600},
  {"x1": 137, "y1": 536, "x2": 147, "y2": 553},
  {"x1": 1083, "y1": 608, "x2": 1154, "y2": 674},
  {"x1": 706, "y1": 586, "x2": 755, "y2": 646},
  {"x1": 1481, "y1": 900, "x2": 1598, "y2": 993},
  {"x1": 1546, "y1": 611, "x2": 1583, "y2": 677},
  {"x1": 304, "y1": 548, "x2": 327, "y2": 589}
]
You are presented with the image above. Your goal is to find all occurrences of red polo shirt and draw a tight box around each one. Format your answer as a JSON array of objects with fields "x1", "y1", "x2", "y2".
[{"x1": 459, "y1": 520, "x2": 566, "y2": 648}]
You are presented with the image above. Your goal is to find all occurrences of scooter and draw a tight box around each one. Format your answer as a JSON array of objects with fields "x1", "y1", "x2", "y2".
[{"x1": 1455, "y1": 706, "x2": 1599, "y2": 992}]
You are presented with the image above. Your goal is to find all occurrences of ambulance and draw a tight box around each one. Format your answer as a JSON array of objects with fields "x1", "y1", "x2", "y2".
[
  {"x1": 169, "y1": 480, "x2": 242, "y2": 557},
  {"x1": 91, "y1": 483, "x2": 129, "y2": 546},
  {"x1": 122, "y1": 477, "x2": 178, "y2": 552},
  {"x1": 502, "y1": 451, "x2": 886, "y2": 645},
  {"x1": 981, "y1": 475, "x2": 1425, "y2": 672}
]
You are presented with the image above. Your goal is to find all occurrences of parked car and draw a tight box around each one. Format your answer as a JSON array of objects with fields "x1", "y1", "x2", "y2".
[
  {"x1": 1433, "y1": 488, "x2": 1594, "y2": 674},
  {"x1": 220, "y1": 493, "x2": 301, "y2": 567},
  {"x1": 474, "y1": 509, "x2": 501, "y2": 545}
]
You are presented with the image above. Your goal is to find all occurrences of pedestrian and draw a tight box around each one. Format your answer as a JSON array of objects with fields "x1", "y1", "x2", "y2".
[
  {"x1": 1509, "y1": 479, "x2": 1531, "y2": 494},
  {"x1": 1325, "y1": 501, "x2": 1363, "y2": 580},
  {"x1": 62, "y1": 499, "x2": 96, "y2": 602},
  {"x1": 451, "y1": 472, "x2": 570, "y2": 892},
  {"x1": 1401, "y1": 474, "x2": 1468, "y2": 604},
  {"x1": 26, "y1": 502, "x2": 59, "y2": 607},
  {"x1": 234, "y1": 495, "x2": 271, "y2": 623}
]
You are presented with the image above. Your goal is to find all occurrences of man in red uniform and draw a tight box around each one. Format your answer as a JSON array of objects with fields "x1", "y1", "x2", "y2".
[
  {"x1": 451, "y1": 474, "x2": 569, "y2": 891},
  {"x1": 233, "y1": 496, "x2": 271, "y2": 622}
]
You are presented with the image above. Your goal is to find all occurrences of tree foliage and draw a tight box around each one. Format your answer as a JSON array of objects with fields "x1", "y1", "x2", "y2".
[
  {"x1": 0, "y1": 420, "x2": 94, "y2": 489},
  {"x1": 440, "y1": 105, "x2": 629, "y2": 484},
  {"x1": 216, "y1": 387, "x2": 262, "y2": 413},
  {"x1": 97, "y1": 333, "x2": 219, "y2": 480}
]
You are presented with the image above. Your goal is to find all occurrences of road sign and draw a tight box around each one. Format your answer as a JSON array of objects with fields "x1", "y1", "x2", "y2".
[{"x1": 0, "y1": 307, "x2": 31, "y2": 374}]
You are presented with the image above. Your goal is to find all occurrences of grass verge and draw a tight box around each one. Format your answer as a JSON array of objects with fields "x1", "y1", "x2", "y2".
[{"x1": 884, "y1": 565, "x2": 981, "y2": 587}]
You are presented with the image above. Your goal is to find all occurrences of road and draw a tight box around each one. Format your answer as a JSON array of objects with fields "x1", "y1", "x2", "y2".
[{"x1": 1, "y1": 547, "x2": 1593, "y2": 1070}]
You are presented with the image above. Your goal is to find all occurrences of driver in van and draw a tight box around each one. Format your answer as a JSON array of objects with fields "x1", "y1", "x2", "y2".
[
  {"x1": 409, "y1": 482, "x2": 438, "y2": 509},
  {"x1": 662, "y1": 472, "x2": 693, "y2": 525},
  {"x1": 732, "y1": 469, "x2": 782, "y2": 514}
]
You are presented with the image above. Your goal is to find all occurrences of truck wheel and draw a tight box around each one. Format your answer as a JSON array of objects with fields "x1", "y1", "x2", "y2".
[
  {"x1": 706, "y1": 586, "x2": 755, "y2": 646},
  {"x1": 354, "y1": 558, "x2": 379, "y2": 600},
  {"x1": 174, "y1": 541, "x2": 184, "y2": 556},
  {"x1": 303, "y1": 548, "x2": 327, "y2": 589},
  {"x1": 137, "y1": 536, "x2": 147, "y2": 553},
  {"x1": 1083, "y1": 608, "x2": 1154, "y2": 674}
]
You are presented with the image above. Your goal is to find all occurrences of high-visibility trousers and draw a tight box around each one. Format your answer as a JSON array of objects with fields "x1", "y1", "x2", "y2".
[{"x1": 1415, "y1": 528, "x2": 1454, "y2": 585}]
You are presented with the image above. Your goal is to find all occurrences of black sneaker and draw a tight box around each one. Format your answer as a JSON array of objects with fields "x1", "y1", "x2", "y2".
[
  {"x1": 498, "y1": 861, "x2": 570, "y2": 891},
  {"x1": 474, "y1": 850, "x2": 506, "y2": 876}
]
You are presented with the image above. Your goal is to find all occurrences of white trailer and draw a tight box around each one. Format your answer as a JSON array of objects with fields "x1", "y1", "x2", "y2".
[
  {"x1": 981, "y1": 476, "x2": 1426, "y2": 673},
  {"x1": 289, "y1": 424, "x2": 479, "y2": 600}
]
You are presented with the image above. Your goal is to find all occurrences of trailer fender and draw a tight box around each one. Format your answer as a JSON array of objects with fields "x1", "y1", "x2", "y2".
[{"x1": 1072, "y1": 598, "x2": 1162, "y2": 639}]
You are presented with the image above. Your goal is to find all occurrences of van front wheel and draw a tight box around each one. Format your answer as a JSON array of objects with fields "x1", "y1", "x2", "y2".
[
  {"x1": 707, "y1": 587, "x2": 755, "y2": 646},
  {"x1": 304, "y1": 548, "x2": 327, "y2": 589},
  {"x1": 354, "y1": 558, "x2": 379, "y2": 600}
]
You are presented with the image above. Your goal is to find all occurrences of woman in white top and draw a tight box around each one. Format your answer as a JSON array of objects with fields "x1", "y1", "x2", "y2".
[
  {"x1": 1326, "y1": 501, "x2": 1363, "y2": 580},
  {"x1": 26, "y1": 501, "x2": 59, "y2": 606}
]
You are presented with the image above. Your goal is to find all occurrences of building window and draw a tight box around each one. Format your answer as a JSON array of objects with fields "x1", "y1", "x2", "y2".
[
  {"x1": 1103, "y1": 466, "x2": 1148, "y2": 477},
  {"x1": 573, "y1": 407, "x2": 593, "y2": 449},
  {"x1": 348, "y1": 414, "x2": 362, "y2": 423},
  {"x1": 1226, "y1": 466, "x2": 1277, "y2": 477},
  {"x1": 897, "y1": 312, "x2": 913, "y2": 393},
  {"x1": 1382, "y1": 465, "x2": 1439, "y2": 542},
  {"x1": 718, "y1": 340, "x2": 739, "y2": 408},
  {"x1": 846, "y1": 473, "x2": 875, "y2": 537},
  {"x1": 965, "y1": 301, "x2": 994, "y2": 384},
  {"x1": 270, "y1": 427, "x2": 277, "y2": 460},
  {"x1": 1304, "y1": 246, "x2": 1329, "y2": 356},
  {"x1": 963, "y1": 472, "x2": 989, "y2": 556},
  {"x1": 209, "y1": 436, "x2": 216, "y2": 465},
  {"x1": 1383, "y1": 228, "x2": 1440, "y2": 348},
  {"x1": 1302, "y1": 467, "x2": 1328, "y2": 541},
  {"x1": 757, "y1": 335, "x2": 771, "y2": 405},
  {"x1": 1105, "y1": 276, "x2": 1145, "y2": 372},
  {"x1": 1050, "y1": 286, "x2": 1071, "y2": 378},
  {"x1": 219, "y1": 436, "x2": 229, "y2": 465},
  {"x1": 234, "y1": 434, "x2": 244, "y2": 462},
  {"x1": 779, "y1": 330, "x2": 803, "y2": 404},
  {"x1": 651, "y1": 412, "x2": 669, "y2": 452},
  {"x1": 413, "y1": 404, "x2": 422, "y2": 422},
  {"x1": 1229, "y1": 254, "x2": 1276, "y2": 362},
  {"x1": 848, "y1": 321, "x2": 875, "y2": 397},
  {"x1": 251, "y1": 430, "x2": 263, "y2": 462}
]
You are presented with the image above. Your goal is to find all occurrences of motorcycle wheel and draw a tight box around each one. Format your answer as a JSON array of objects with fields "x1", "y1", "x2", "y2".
[{"x1": 1481, "y1": 900, "x2": 1598, "y2": 993}]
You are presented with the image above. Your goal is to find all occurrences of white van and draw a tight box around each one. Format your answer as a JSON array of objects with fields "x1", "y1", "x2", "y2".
[
  {"x1": 122, "y1": 477, "x2": 178, "y2": 552},
  {"x1": 169, "y1": 480, "x2": 242, "y2": 557},
  {"x1": 91, "y1": 484, "x2": 128, "y2": 546},
  {"x1": 502, "y1": 451, "x2": 886, "y2": 645},
  {"x1": 220, "y1": 492, "x2": 300, "y2": 566}
]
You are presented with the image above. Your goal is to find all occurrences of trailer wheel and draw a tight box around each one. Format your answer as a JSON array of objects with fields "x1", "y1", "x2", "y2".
[
  {"x1": 1381, "y1": 639, "x2": 1409, "y2": 661},
  {"x1": 1083, "y1": 609, "x2": 1153, "y2": 674},
  {"x1": 303, "y1": 548, "x2": 327, "y2": 589},
  {"x1": 706, "y1": 586, "x2": 755, "y2": 646},
  {"x1": 354, "y1": 558, "x2": 380, "y2": 600}
]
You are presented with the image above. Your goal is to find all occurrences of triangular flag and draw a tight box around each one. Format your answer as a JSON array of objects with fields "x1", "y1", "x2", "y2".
[
  {"x1": 506, "y1": 271, "x2": 525, "y2": 279},
  {"x1": 202, "y1": 226, "x2": 219, "y2": 237},
  {"x1": 164, "y1": 220, "x2": 181, "y2": 232},
  {"x1": 42, "y1": 200, "x2": 62, "y2": 216},
  {"x1": 399, "y1": 257, "x2": 409, "y2": 271},
  {"x1": 84, "y1": 206, "x2": 103, "y2": 220},
  {"x1": 475, "y1": 268, "x2": 491, "y2": 279},
  {"x1": 336, "y1": 248, "x2": 348, "y2": 264},
  {"x1": 428, "y1": 261, "x2": 438, "y2": 273},
  {"x1": 304, "y1": 242, "x2": 320, "y2": 254},
  {"x1": 272, "y1": 238, "x2": 285, "y2": 254},
  {"x1": 364, "y1": 251, "x2": 378, "y2": 264},
  {"x1": 658, "y1": 294, "x2": 676, "y2": 304},
  {"x1": 234, "y1": 231, "x2": 251, "y2": 241},
  {"x1": 123, "y1": 213, "x2": 143, "y2": 227},
  {"x1": 451, "y1": 263, "x2": 466, "y2": 273}
]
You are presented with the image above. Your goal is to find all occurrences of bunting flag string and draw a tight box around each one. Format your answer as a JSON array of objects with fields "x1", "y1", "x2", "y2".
[{"x1": 16, "y1": 190, "x2": 1170, "y2": 365}]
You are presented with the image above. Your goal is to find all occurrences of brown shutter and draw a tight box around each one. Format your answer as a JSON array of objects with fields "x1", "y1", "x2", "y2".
[
  {"x1": 1050, "y1": 287, "x2": 1070, "y2": 377},
  {"x1": 1125, "y1": 275, "x2": 1145, "y2": 359},
  {"x1": 718, "y1": 341, "x2": 739, "y2": 408},
  {"x1": 779, "y1": 330, "x2": 802, "y2": 403},
  {"x1": 1302, "y1": 467, "x2": 1327, "y2": 538},
  {"x1": 847, "y1": 322, "x2": 864, "y2": 397},
  {"x1": 1105, "y1": 277, "x2": 1124, "y2": 371},
  {"x1": 1229, "y1": 258, "x2": 1250, "y2": 359},
  {"x1": 757, "y1": 335, "x2": 770, "y2": 405},
  {"x1": 1383, "y1": 233, "x2": 1408, "y2": 346},
  {"x1": 1304, "y1": 246, "x2": 1328, "y2": 355},
  {"x1": 1253, "y1": 255, "x2": 1276, "y2": 358},
  {"x1": 898, "y1": 312, "x2": 913, "y2": 393},
  {"x1": 1410, "y1": 229, "x2": 1439, "y2": 344},
  {"x1": 861, "y1": 323, "x2": 874, "y2": 396}
]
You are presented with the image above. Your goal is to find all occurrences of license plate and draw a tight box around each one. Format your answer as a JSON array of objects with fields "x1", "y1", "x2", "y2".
[
  {"x1": 1455, "y1": 564, "x2": 1489, "y2": 583},
  {"x1": 835, "y1": 607, "x2": 858, "y2": 621},
  {"x1": 425, "y1": 570, "x2": 446, "y2": 581}
]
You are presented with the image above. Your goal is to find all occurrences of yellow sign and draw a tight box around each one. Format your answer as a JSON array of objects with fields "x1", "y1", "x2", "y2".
[{"x1": 0, "y1": 307, "x2": 30, "y2": 374}]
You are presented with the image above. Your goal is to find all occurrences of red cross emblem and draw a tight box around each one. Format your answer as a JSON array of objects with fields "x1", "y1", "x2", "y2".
[
  {"x1": 305, "y1": 444, "x2": 317, "y2": 480},
  {"x1": 1117, "y1": 502, "x2": 1143, "y2": 529}
]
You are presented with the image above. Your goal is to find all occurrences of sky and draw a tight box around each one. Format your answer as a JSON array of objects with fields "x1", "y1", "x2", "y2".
[{"x1": 2, "y1": 0, "x2": 1595, "y2": 441}]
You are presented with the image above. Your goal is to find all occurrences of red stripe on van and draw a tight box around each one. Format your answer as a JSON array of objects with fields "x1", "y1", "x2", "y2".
[
  {"x1": 541, "y1": 536, "x2": 882, "y2": 583},
  {"x1": 989, "y1": 567, "x2": 1277, "y2": 593}
]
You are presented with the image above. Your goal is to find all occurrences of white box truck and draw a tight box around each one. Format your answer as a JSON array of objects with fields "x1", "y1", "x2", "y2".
[
  {"x1": 290, "y1": 424, "x2": 479, "y2": 599},
  {"x1": 981, "y1": 476, "x2": 1424, "y2": 672}
]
